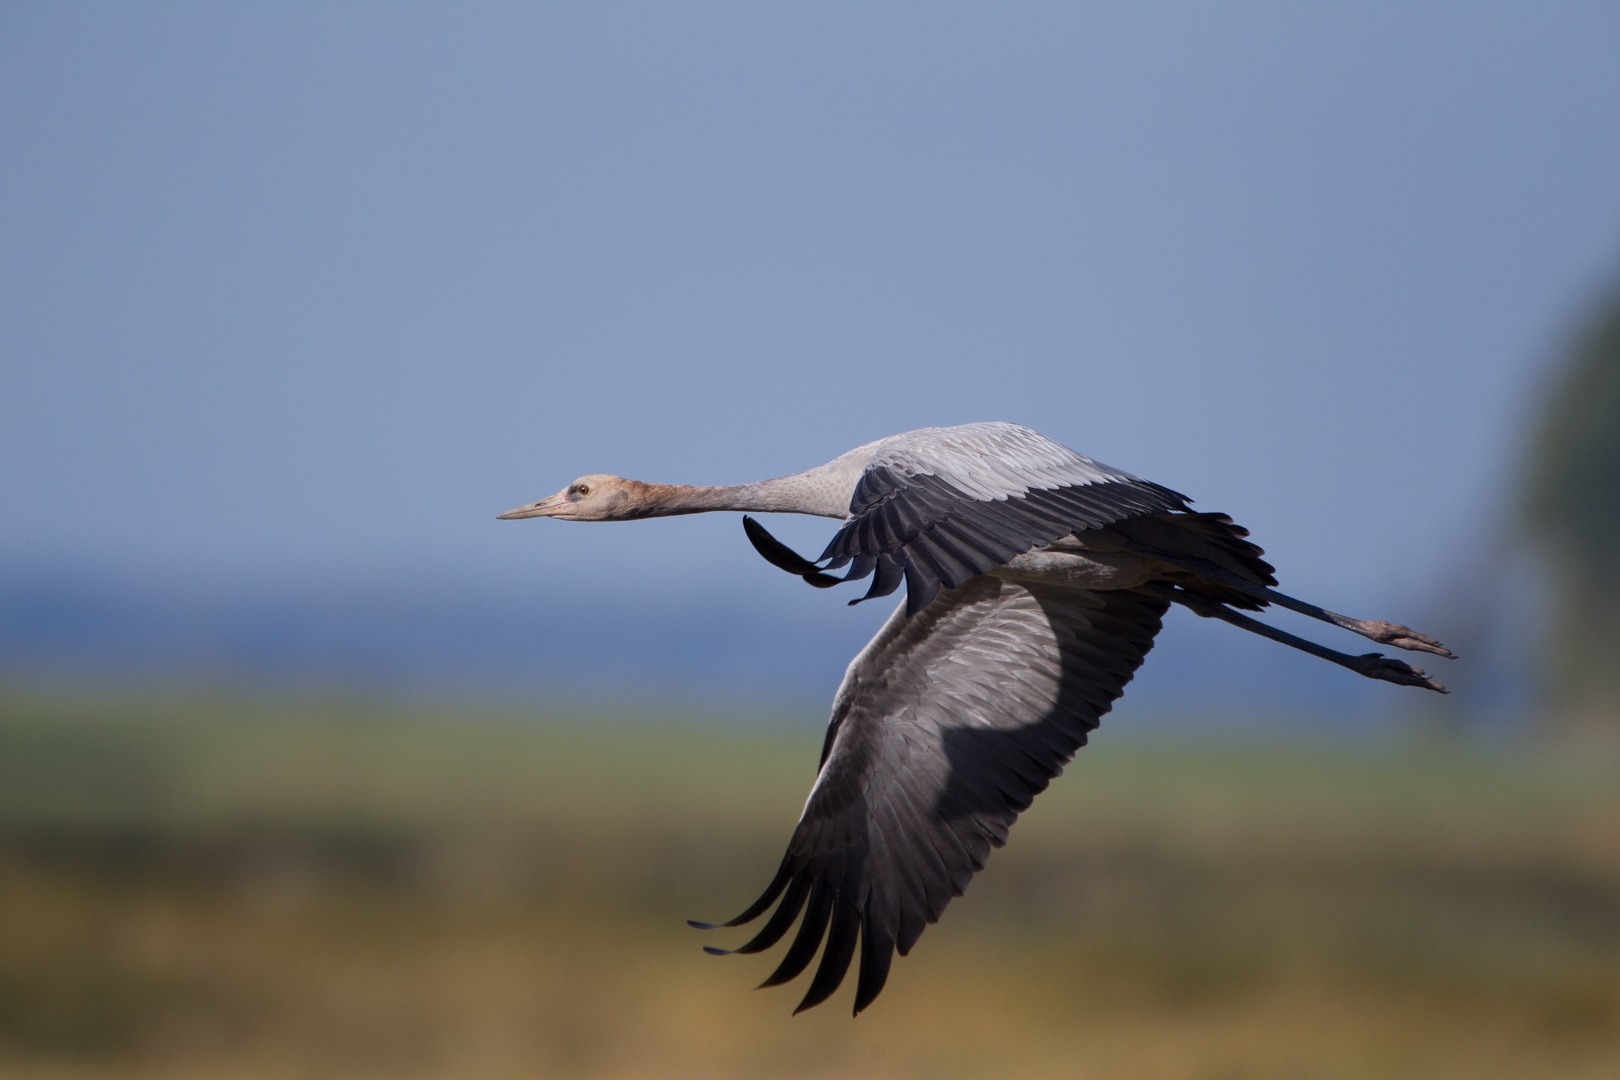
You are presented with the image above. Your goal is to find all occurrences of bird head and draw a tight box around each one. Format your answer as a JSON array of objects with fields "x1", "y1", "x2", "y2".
[{"x1": 497, "y1": 474, "x2": 645, "y2": 521}]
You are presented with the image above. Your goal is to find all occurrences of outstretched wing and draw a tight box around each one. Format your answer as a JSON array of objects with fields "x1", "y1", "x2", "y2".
[
  {"x1": 691, "y1": 575, "x2": 1170, "y2": 1014},
  {"x1": 820, "y1": 424, "x2": 1189, "y2": 615}
]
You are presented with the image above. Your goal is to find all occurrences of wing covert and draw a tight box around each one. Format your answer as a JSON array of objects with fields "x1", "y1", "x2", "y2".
[{"x1": 821, "y1": 425, "x2": 1190, "y2": 615}]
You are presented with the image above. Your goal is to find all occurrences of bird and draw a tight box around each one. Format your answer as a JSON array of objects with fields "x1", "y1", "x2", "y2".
[{"x1": 497, "y1": 421, "x2": 1453, "y2": 1016}]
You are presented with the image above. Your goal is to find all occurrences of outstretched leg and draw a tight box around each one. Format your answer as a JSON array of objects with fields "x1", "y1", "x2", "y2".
[
  {"x1": 1148, "y1": 584, "x2": 1448, "y2": 693},
  {"x1": 1124, "y1": 541, "x2": 1454, "y2": 658}
]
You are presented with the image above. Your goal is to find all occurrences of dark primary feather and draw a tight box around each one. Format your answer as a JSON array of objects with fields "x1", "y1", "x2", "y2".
[
  {"x1": 823, "y1": 466, "x2": 1190, "y2": 615},
  {"x1": 692, "y1": 576, "x2": 1170, "y2": 1014},
  {"x1": 742, "y1": 515, "x2": 844, "y2": 587}
]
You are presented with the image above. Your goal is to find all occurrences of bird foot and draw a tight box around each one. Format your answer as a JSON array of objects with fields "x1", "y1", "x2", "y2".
[
  {"x1": 1332, "y1": 615, "x2": 1455, "y2": 658},
  {"x1": 1347, "y1": 652, "x2": 1448, "y2": 693}
]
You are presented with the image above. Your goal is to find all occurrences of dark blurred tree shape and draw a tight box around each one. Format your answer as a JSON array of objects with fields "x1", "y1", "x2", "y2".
[{"x1": 1522, "y1": 272, "x2": 1620, "y2": 741}]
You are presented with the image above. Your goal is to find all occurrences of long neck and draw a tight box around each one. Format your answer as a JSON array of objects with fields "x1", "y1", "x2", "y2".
[
  {"x1": 622, "y1": 438, "x2": 889, "y2": 520},
  {"x1": 629, "y1": 472, "x2": 851, "y2": 519}
]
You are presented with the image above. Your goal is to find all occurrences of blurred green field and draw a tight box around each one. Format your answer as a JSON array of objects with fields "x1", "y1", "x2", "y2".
[{"x1": 1, "y1": 687, "x2": 1618, "y2": 1080}]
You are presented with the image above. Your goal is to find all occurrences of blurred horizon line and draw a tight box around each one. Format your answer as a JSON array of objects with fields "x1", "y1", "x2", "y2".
[{"x1": 0, "y1": 554, "x2": 1532, "y2": 737}]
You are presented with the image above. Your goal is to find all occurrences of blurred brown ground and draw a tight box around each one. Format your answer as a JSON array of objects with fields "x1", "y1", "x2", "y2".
[{"x1": 2, "y1": 688, "x2": 1617, "y2": 1080}]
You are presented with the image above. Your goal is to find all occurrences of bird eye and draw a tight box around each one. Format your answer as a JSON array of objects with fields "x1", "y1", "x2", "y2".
[{"x1": 576, "y1": 484, "x2": 590, "y2": 496}]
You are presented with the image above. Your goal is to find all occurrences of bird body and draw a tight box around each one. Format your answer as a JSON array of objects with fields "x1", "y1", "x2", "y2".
[{"x1": 498, "y1": 422, "x2": 1453, "y2": 1015}]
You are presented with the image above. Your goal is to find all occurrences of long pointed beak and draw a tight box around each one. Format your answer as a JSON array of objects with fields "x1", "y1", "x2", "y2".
[{"x1": 497, "y1": 492, "x2": 568, "y2": 520}]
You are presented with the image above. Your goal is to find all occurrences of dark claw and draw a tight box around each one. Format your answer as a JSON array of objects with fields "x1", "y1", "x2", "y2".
[
  {"x1": 688, "y1": 919, "x2": 718, "y2": 929},
  {"x1": 1349, "y1": 652, "x2": 1448, "y2": 693},
  {"x1": 703, "y1": 946, "x2": 732, "y2": 956}
]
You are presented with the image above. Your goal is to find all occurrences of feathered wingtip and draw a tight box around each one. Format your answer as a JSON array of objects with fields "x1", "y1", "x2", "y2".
[
  {"x1": 691, "y1": 852, "x2": 889, "y2": 1016},
  {"x1": 688, "y1": 860, "x2": 794, "y2": 938}
]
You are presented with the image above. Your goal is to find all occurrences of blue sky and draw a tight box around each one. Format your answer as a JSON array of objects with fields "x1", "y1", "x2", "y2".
[{"x1": 4, "y1": 2, "x2": 1619, "y2": 644}]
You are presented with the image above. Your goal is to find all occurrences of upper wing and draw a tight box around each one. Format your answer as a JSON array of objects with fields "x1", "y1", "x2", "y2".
[
  {"x1": 692, "y1": 574, "x2": 1170, "y2": 1014},
  {"x1": 820, "y1": 424, "x2": 1189, "y2": 615}
]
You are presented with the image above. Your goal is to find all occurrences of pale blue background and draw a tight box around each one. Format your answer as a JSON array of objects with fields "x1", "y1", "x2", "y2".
[{"x1": 4, "y1": 4, "x2": 1618, "y2": 712}]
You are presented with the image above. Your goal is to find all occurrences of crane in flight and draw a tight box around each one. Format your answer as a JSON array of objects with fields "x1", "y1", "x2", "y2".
[{"x1": 497, "y1": 422, "x2": 1452, "y2": 1015}]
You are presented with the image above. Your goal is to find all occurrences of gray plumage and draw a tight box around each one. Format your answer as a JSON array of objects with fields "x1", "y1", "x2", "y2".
[
  {"x1": 697, "y1": 577, "x2": 1169, "y2": 1014},
  {"x1": 816, "y1": 423, "x2": 1190, "y2": 614},
  {"x1": 498, "y1": 421, "x2": 1455, "y2": 1015}
]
